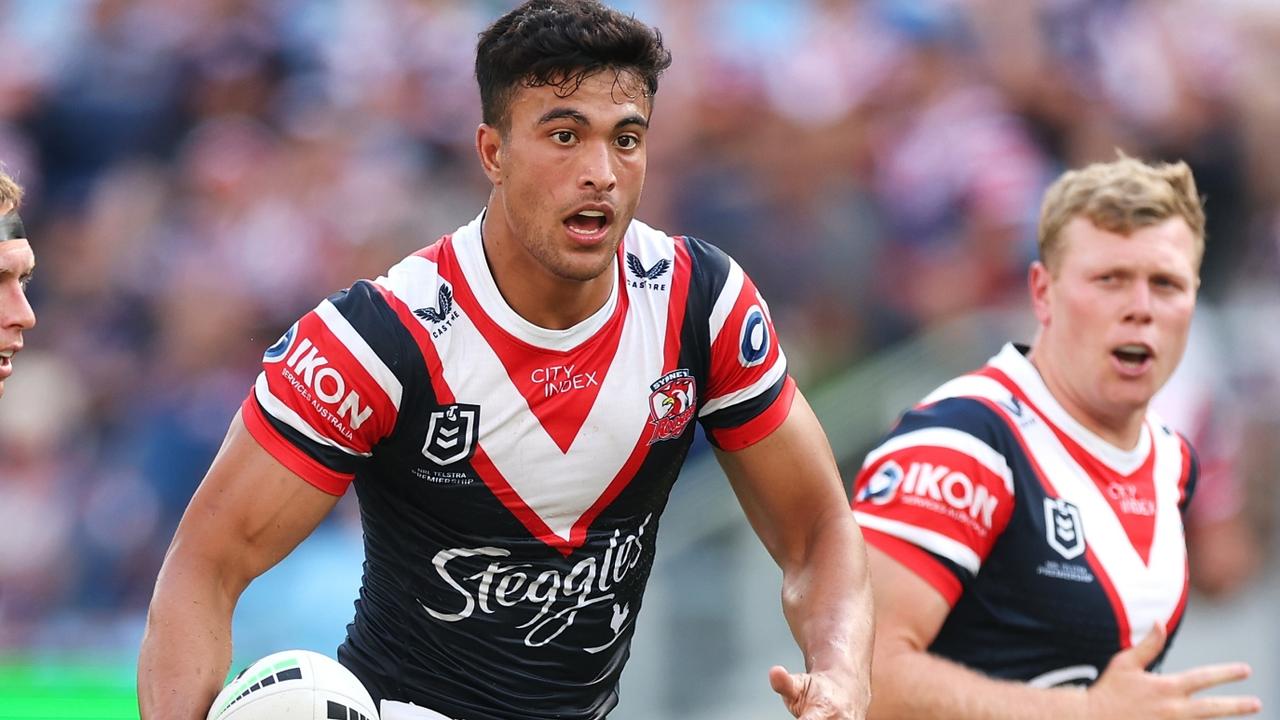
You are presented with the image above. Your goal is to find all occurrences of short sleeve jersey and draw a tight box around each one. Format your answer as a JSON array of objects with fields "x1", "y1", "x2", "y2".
[
  {"x1": 851, "y1": 344, "x2": 1197, "y2": 687},
  {"x1": 243, "y1": 213, "x2": 795, "y2": 719}
]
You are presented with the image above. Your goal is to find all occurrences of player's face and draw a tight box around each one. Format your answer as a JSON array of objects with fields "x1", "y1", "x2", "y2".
[
  {"x1": 0, "y1": 238, "x2": 36, "y2": 399},
  {"x1": 481, "y1": 69, "x2": 650, "y2": 283},
  {"x1": 1030, "y1": 216, "x2": 1198, "y2": 438}
]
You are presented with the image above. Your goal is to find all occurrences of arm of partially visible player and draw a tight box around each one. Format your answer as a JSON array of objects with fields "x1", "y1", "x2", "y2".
[
  {"x1": 715, "y1": 390, "x2": 873, "y2": 720},
  {"x1": 867, "y1": 546, "x2": 1262, "y2": 720},
  {"x1": 137, "y1": 411, "x2": 342, "y2": 720}
]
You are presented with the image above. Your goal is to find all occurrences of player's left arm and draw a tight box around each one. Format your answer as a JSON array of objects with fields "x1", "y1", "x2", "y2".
[{"x1": 716, "y1": 389, "x2": 873, "y2": 720}]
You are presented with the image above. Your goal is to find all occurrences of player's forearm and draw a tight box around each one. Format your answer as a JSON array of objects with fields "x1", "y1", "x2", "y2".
[
  {"x1": 137, "y1": 547, "x2": 241, "y2": 720},
  {"x1": 781, "y1": 508, "x2": 874, "y2": 698},
  {"x1": 869, "y1": 646, "x2": 1089, "y2": 720}
]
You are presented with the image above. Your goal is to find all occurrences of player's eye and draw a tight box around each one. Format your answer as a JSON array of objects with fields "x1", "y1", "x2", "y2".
[
  {"x1": 616, "y1": 134, "x2": 640, "y2": 150},
  {"x1": 19, "y1": 273, "x2": 32, "y2": 291},
  {"x1": 552, "y1": 130, "x2": 576, "y2": 145}
]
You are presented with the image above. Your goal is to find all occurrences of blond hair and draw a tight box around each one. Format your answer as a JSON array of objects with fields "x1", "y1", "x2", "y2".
[
  {"x1": 1038, "y1": 155, "x2": 1204, "y2": 272},
  {"x1": 0, "y1": 169, "x2": 22, "y2": 214}
]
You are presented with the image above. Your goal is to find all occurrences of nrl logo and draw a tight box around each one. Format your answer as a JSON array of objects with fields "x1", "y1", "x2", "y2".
[
  {"x1": 414, "y1": 284, "x2": 455, "y2": 323},
  {"x1": 626, "y1": 253, "x2": 671, "y2": 290},
  {"x1": 423, "y1": 403, "x2": 480, "y2": 466},
  {"x1": 1044, "y1": 497, "x2": 1085, "y2": 560},
  {"x1": 647, "y1": 369, "x2": 696, "y2": 444}
]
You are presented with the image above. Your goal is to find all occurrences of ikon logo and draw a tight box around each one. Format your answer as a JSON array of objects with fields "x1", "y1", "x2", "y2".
[{"x1": 422, "y1": 404, "x2": 480, "y2": 466}]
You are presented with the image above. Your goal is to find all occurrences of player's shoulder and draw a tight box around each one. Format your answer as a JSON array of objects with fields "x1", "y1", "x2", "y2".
[
  {"x1": 1143, "y1": 405, "x2": 1193, "y2": 450},
  {"x1": 627, "y1": 219, "x2": 740, "y2": 288},
  {"x1": 1144, "y1": 406, "x2": 1199, "y2": 487},
  {"x1": 869, "y1": 369, "x2": 1023, "y2": 471},
  {"x1": 906, "y1": 371, "x2": 1018, "y2": 433},
  {"x1": 373, "y1": 235, "x2": 450, "y2": 300}
]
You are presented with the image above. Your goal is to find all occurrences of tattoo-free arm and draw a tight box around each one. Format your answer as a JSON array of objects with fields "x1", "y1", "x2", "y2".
[
  {"x1": 138, "y1": 412, "x2": 341, "y2": 719},
  {"x1": 717, "y1": 390, "x2": 874, "y2": 719}
]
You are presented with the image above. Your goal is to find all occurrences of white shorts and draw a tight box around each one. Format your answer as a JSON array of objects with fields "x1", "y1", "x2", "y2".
[{"x1": 379, "y1": 699, "x2": 456, "y2": 720}]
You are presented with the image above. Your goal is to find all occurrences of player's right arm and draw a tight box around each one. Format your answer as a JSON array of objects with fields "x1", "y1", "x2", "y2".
[
  {"x1": 137, "y1": 412, "x2": 342, "y2": 720},
  {"x1": 869, "y1": 547, "x2": 1260, "y2": 719},
  {"x1": 858, "y1": 400, "x2": 1261, "y2": 720},
  {"x1": 139, "y1": 279, "x2": 407, "y2": 718}
]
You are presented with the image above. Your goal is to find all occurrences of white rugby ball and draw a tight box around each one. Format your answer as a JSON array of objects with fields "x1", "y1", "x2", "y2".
[{"x1": 206, "y1": 649, "x2": 379, "y2": 720}]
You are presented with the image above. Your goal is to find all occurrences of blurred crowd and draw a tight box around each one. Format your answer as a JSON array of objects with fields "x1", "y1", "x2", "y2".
[{"x1": 1, "y1": 0, "x2": 1279, "y2": 656}]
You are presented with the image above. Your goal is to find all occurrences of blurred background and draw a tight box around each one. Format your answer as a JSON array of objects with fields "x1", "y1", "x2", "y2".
[{"x1": 0, "y1": 0, "x2": 1278, "y2": 717}]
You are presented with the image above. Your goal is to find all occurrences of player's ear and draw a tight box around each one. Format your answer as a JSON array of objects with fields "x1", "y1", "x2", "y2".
[
  {"x1": 1029, "y1": 261, "x2": 1052, "y2": 326},
  {"x1": 477, "y1": 123, "x2": 504, "y2": 185}
]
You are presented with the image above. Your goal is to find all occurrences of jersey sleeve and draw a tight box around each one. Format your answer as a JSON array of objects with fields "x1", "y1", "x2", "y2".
[
  {"x1": 1176, "y1": 433, "x2": 1200, "y2": 515},
  {"x1": 243, "y1": 280, "x2": 406, "y2": 495},
  {"x1": 852, "y1": 397, "x2": 1016, "y2": 605},
  {"x1": 691, "y1": 244, "x2": 793, "y2": 451}
]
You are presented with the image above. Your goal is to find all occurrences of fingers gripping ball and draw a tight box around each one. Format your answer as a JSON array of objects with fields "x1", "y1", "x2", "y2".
[{"x1": 206, "y1": 650, "x2": 379, "y2": 720}]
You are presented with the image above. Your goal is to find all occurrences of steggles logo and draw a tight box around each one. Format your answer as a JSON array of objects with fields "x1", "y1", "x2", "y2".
[{"x1": 417, "y1": 514, "x2": 653, "y2": 653}]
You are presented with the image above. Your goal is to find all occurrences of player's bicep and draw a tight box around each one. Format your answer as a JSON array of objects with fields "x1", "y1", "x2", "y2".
[
  {"x1": 169, "y1": 411, "x2": 341, "y2": 593},
  {"x1": 716, "y1": 390, "x2": 847, "y2": 566},
  {"x1": 868, "y1": 545, "x2": 951, "y2": 653}
]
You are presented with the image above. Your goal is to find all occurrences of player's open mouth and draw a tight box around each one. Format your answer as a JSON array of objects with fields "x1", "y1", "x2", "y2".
[
  {"x1": 1111, "y1": 343, "x2": 1154, "y2": 375},
  {"x1": 564, "y1": 206, "x2": 613, "y2": 243},
  {"x1": 0, "y1": 349, "x2": 13, "y2": 377}
]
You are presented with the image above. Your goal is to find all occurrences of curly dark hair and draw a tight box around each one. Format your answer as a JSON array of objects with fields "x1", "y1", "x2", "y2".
[{"x1": 476, "y1": 0, "x2": 672, "y2": 131}]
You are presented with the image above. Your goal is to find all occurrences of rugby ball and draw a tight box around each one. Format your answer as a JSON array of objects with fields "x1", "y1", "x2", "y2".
[{"x1": 206, "y1": 649, "x2": 379, "y2": 720}]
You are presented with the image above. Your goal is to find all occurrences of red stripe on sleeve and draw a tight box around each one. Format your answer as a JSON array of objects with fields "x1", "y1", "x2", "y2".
[
  {"x1": 864, "y1": 527, "x2": 964, "y2": 606},
  {"x1": 707, "y1": 375, "x2": 796, "y2": 451},
  {"x1": 705, "y1": 272, "x2": 783, "y2": 402},
  {"x1": 260, "y1": 310, "x2": 396, "y2": 455},
  {"x1": 241, "y1": 394, "x2": 354, "y2": 496}
]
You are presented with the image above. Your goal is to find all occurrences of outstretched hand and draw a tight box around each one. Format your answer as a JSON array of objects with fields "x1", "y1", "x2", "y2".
[
  {"x1": 1087, "y1": 624, "x2": 1261, "y2": 719},
  {"x1": 769, "y1": 665, "x2": 867, "y2": 720}
]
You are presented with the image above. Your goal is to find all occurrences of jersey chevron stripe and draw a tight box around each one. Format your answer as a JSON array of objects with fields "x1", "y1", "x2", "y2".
[
  {"x1": 316, "y1": 298, "x2": 404, "y2": 409},
  {"x1": 664, "y1": 237, "x2": 692, "y2": 369},
  {"x1": 862, "y1": 426, "x2": 1014, "y2": 494},
  {"x1": 371, "y1": 224, "x2": 687, "y2": 554},
  {"x1": 441, "y1": 238, "x2": 629, "y2": 454},
  {"x1": 966, "y1": 393, "x2": 1133, "y2": 649},
  {"x1": 969, "y1": 371, "x2": 1187, "y2": 649},
  {"x1": 370, "y1": 280, "x2": 567, "y2": 549},
  {"x1": 984, "y1": 355, "x2": 1150, "y2": 475},
  {"x1": 854, "y1": 511, "x2": 982, "y2": 573}
]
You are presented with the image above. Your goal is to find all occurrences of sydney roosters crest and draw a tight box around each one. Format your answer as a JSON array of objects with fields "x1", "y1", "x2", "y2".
[{"x1": 647, "y1": 369, "x2": 697, "y2": 444}]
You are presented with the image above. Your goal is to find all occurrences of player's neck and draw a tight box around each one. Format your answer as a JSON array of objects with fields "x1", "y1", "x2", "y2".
[
  {"x1": 479, "y1": 207, "x2": 615, "y2": 331},
  {"x1": 1027, "y1": 344, "x2": 1146, "y2": 451}
]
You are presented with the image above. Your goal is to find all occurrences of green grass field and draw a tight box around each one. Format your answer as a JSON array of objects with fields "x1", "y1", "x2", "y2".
[{"x1": 0, "y1": 661, "x2": 137, "y2": 720}]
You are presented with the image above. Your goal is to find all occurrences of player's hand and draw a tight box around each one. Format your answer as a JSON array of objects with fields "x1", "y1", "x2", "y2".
[
  {"x1": 769, "y1": 665, "x2": 868, "y2": 719},
  {"x1": 1086, "y1": 623, "x2": 1261, "y2": 719}
]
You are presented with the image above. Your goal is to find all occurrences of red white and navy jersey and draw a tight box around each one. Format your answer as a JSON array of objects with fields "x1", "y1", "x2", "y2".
[
  {"x1": 852, "y1": 344, "x2": 1197, "y2": 687},
  {"x1": 242, "y1": 212, "x2": 795, "y2": 719}
]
